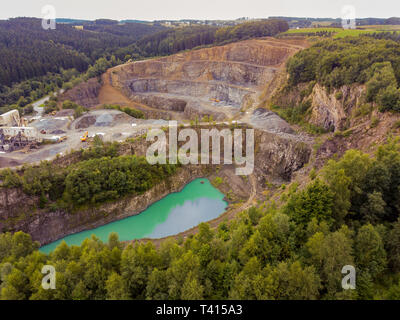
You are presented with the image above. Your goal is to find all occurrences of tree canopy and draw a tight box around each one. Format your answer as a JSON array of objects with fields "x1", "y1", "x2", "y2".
[{"x1": 2, "y1": 142, "x2": 400, "y2": 300}]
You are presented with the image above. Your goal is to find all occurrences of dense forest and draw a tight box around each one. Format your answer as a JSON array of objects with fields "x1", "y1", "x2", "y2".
[
  {"x1": 0, "y1": 68, "x2": 80, "y2": 113},
  {"x1": 0, "y1": 18, "x2": 288, "y2": 86},
  {"x1": 0, "y1": 17, "x2": 165, "y2": 109},
  {"x1": 286, "y1": 37, "x2": 400, "y2": 112},
  {"x1": 0, "y1": 18, "x2": 287, "y2": 111},
  {"x1": 1, "y1": 141, "x2": 400, "y2": 299},
  {"x1": 0, "y1": 56, "x2": 120, "y2": 114},
  {"x1": 138, "y1": 19, "x2": 289, "y2": 56},
  {"x1": 0, "y1": 18, "x2": 165, "y2": 86}
]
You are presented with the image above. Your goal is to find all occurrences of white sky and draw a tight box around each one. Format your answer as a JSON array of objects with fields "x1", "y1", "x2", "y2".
[{"x1": 1, "y1": 0, "x2": 399, "y2": 21}]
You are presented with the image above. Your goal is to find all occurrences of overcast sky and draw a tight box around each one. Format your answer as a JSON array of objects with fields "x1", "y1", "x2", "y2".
[{"x1": 1, "y1": 0, "x2": 399, "y2": 21}]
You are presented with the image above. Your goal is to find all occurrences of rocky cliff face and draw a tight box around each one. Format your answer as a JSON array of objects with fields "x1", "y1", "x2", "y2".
[
  {"x1": 107, "y1": 38, "x2": 303, "y2": 121},
  {"x1": 0, "y1": 125, "x2": 311, "y2": 246},
  {"x1": 309, "y1": 84, "x2": 364, "y2": 131},
  {"x1": 59, "y1": 78, "x2": 102, "y2": 108},
  {"x1": 0, "y1": 188, "x2": 38, "y2": 222},
  {"x1": 0, "y1": 166, "x2": 207, "y2": 245},
  {"x1": 57, "y1": 38, "x2": 306, "y2": 125},
  {"x1": 273, "y1": 82, "x2": 365, "y2": 132},
  {"x1": 254, "y1": 130, "x2": 311, "y2": 182},
  {"x1": 0, "y1": 38, "x2": 312, "y2": 246},
  {"x1": 273, "y1": 80, "x2": 400, "y2": 167}
]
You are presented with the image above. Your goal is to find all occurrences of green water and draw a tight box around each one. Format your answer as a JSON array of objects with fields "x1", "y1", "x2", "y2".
[{"x1": 40, "y1": 178, "x2": 227, "y2": 254}]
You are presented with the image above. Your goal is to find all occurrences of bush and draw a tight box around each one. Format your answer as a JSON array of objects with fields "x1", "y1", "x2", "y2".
[
  {"x1": 393, "y1": 120, "x2": 400, "y2": 129},
  {"x1": 335, "y1": 91, "x2": 343, "y2": 100},
  {"x1": 271, "y1": 99, "x2": 311, "y2": 125},
  {"x1": 81, "y1": 139, "x2": 119, "y2": 160},
  {"x1": 213, "y1": 177, "x2": 223, "y2": 187},
  {"x1": 366, "y1": 62, "x2": 398, "y2": 103},
  {"x1": 62, "y1": 100, "x2": 79, "y2": 110},
  {"x1": 354, "y1": 104, "x2": 373, "y2": 117},
  {"x1": 370, "y1": 116, "x2": 380, "y2": 128},
  {"x1": 44, "y1": 100, "x2": 57, "y2": 114},
  {"x1": 103, "y1": 104, "x2": 145, "y2": 119},
  {"x1": 377, "y1": 85, "x2": 400, "y2": 112},
  {"x1": 74, "y1": 105, "x2": 86, "y2": 118},
  {"x1": 0, "y1": 169, "x2": 22, "y2": 188},
  {"x1": 22, "y1": 105, "x2": 33, "y2": 115},
  {"x1": 122, "y1": 107, "x2": 144, "y2": 119}
]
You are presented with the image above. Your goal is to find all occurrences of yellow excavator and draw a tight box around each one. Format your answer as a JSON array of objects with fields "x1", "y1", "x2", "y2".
[
  {"x1": 58, "y1": 136, "x2": 67, "y2": 143},
  {"x1": 80, "y1": 131, "x2": 88, "y2": 142}
]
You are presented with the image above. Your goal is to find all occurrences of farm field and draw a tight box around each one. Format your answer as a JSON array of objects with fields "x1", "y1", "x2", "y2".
[{"x1": 281, "y1": 25, "x2": 400, "y2": 38}]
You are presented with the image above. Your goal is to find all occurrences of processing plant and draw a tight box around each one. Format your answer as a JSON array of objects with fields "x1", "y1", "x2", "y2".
[{"x1": 0, "y1": 110, "x2": 41, "y2": 152}]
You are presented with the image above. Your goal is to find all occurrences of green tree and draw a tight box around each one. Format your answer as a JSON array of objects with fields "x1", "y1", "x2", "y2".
[
  {"x1": 306, "y1": 227, "x2": 354, "y2": 296},
  {"x1": 261, "y1": 261, "x2": 321, "y2": 300},
  {"x1": 366, "y1": 62, "x2": 398, "y2": 102},
  {"x1": 146, "y1": 268, "x2": 169, "y2": 300},
  {"x1": 323, "y1": 162, "x2": 351, "y2": 225},
  {"x1": 377, "y1": 85, "x2": 400, "y2": 112},
  {"x1": 387, "y1": 219, "x2": 400, "y2": 272},
  {"x1": 0, "y1": 268, "x2": 29, "y2": 300},
  {"x1": 166, "y1": 251, "x2": 201, "y2": 300},
  {"x1": 121, "y1": 243, "x2": 161, "y2": 299},
  {"x1": 181, "y1": 274, "x2": 204, "y2": 300},
  {"x1": 355, "y1": 224, "x2": 387, "y2": 279},
  {"x1": 105, "y1": 272, "x2": 129, "y2": 300},
  {"x1": 284, "y1": 179, "x2": 334, "y2": 227}
]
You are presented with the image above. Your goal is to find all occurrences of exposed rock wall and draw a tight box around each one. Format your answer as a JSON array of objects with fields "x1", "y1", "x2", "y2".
[
  {"x1": 59, "y1": 78, "x2": 102, "y2": 108},
  {"x1": 108, "y1": 38, "x2": 303, "y2": 121},
  {"x1": 129, "y1": 94, "x2": 187, "y2": 112},
  {"x1": 0, "y1": 39, "x2": 311, "y2": 246},
  {"x1": 254, "y1": 131, "x2": 311, "y2": 182},
  {"x1": 273, "y1": 82, "x2": 365, "y2": 132},
  {"x1": 0, "y1": 166, "x2": 206, "y2": 245},
  {"x1": 0, "y1": 188, "x2": 38, "y2": 222},
  {"x1": 124, "y1": 79, "x2": 254, "y2": 108},
  {"x1": 183, "y1": 102, "x2": 227, "y2": 121},
  {"x1": 0, "y1": 127, "x2": 311, "y2": 246},
  {"x1": 114, "y1": 60, "x2": 277, "y2": 87},
  {"x1": 309, "y1": 84, "x2": 364, "y2": 131}
]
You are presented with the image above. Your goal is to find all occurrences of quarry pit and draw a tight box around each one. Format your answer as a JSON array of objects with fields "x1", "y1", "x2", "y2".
[{"x1": 0, "y1": 38, "x2": 308, "y2": 168}]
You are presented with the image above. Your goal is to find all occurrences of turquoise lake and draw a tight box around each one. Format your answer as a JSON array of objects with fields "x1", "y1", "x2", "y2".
[{"x1": 40, "y1": 178, "x2": 227, "y2": 253}]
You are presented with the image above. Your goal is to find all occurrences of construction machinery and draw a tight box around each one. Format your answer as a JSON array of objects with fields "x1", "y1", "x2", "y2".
[
  {"x1": 0, "y1": 110, "x2": 41, "y2": 152},
  {"x1": 81, "y1": 131, "x2": 89, "y2": 142},
  {"x1": 58, "y1": 136, "x2": 68, "y2": 143},
  {"x1": 0, "y1": 127, "x2": 41, "y2": 152}
]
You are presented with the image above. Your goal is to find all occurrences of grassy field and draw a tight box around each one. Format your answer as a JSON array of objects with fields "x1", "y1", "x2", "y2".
[
  {"x1": 281, "y1": 26, "x2": 400, "y2": 38},
  {"x1": 360, "y1": 25, "x2": 400, "y2": 31}
]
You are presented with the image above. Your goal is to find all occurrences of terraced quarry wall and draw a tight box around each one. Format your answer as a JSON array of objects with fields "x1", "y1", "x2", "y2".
[{"x1": 105, "y1": 38, "x2": 305, "y2": 121}]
